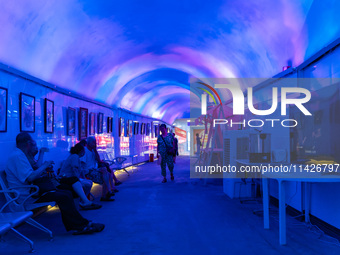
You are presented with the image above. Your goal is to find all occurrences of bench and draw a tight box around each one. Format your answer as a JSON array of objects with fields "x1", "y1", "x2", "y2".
[
  {"x1": 99, "y1": 152, "x2": 130, "y2": 176},
  {"x1": 0, "y1": 170, "x2": 54, "y2": 242},
  {"x1": 0, "y1": 189, "x2": 36, "y2": 252}
]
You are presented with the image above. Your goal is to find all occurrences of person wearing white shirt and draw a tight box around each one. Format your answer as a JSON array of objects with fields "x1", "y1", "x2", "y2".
[
  {"x1": 81, "y1": 137, "x2": 116, "y2": 201},
  {"x1": 6, "y1": 132, "x2": 104, "y2": 235}
]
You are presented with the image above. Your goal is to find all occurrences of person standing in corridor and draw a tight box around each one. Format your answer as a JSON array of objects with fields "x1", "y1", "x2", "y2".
[{"x1": 157, "y1": 124, "x2": 175, "y2": 183}]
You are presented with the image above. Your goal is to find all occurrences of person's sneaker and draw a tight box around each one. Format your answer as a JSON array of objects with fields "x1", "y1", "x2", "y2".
[
  {"x1": 106, "y1": 191, "x2": 115, "y2": 197},
  {"x1": 79, "y1": 203, "x2": 102, "y2": 210},
  {"x1": 115, "y1": 181, "x2": 123, "y2": 186},
  {"x1": 100, "y1": 197, "x2": 115, "y2": 201},
  {"x1": 170, "y1": 174, "x2": 174, "y2": 181},
  {"x1": 72, "y1": 225, "x2": 95, "y2": 235},
  {"x1": 89, "y1": 222, "x2": 105, "y2": 232},
  {"x1": 162, "y1": 178, "x2": 167, "y2": 183}
]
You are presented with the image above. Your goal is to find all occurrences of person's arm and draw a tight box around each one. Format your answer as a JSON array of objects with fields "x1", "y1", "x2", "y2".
[
  {"x1": 26, "y1": 161, "x2": 53, "y2": 183},
  {"x1": 70, "y1": 155, "x2": 81, "y2": 177},
  {"x1": 35, "y1": 147, "x2": 49, "y2": 167}
]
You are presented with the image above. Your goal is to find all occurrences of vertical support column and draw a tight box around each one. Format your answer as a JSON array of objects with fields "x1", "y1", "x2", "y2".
[
  {"x1": 279, "y1": 180, "x2": 286, "y2": 245},
  {"x1": 262, "y1": 178, "x2": 270, "y2": 229}
]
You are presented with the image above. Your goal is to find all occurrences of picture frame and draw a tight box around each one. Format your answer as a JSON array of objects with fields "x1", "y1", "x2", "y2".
[
  {"x1": 98, "y1": 112, "x2": 104, "y2": 134},
  {"x1": 146, "y1": 123, "x2": 150, "y2": 136},
  {"x1": 89, "y1": 112, "x2": 95, "y2": 135},
  {"x1": 44, "y1": 99, "x2": 54, "y2": 133},
  {"x1": 67, "y1": 107, "x2": 76, "y2": 136},
  {"x1": 141, "y1": 123, "x2": 145, "y2": 135},
  {"x1": 107, "y1": 117, "x2": 113, "y2": 133},
  {"x1": 79, "y1": 107, "x2": 88, "y2": 140},
  {"x1": 119, "y1": 117, "x2": 125, "y2": 137},
  {"x1": 20, "y1": 93, "x2": 35, "y2": 133},
  {"x1": 134, "y1": 122, "x2": 139, "y2": 135},
  {"x1": 0, "y1": 87, "x2": 8, "y2": 132},
  {"x1": 128, "y1": 120, "x2": 133, "y2": 137}
]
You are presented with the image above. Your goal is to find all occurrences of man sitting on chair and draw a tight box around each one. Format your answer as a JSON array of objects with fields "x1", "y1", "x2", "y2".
[
  {"x1": 5, "y1": 132, "x2": 104, "y2": 235},
  {"x1": 81, "y1": 136, "x2": 118, "y2": 201}
]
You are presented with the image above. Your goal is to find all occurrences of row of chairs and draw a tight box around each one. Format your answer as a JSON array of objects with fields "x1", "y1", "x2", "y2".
[
  {"x1": 98, "y1": 152, "x2": 130, "y2": 176},
  {"x1": 0, "y1": 154, "x2": 132, "y2": 252},
  {"x1": 0, "y1": 170, "x2": 55, "y2": 252}
]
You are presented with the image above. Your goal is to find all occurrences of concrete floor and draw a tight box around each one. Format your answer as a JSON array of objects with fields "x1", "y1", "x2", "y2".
[{"x1": 3, "y1": 156, "x2": 340, "y2": 255}]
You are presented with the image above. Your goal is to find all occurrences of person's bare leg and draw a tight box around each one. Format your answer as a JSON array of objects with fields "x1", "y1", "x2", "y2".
[
  {"x1": 100, "y1": 168, "x2": 111, "y2": 197},
  {"x1": 72, "y1": 181, "x2": 92, "y2": 205},
  {"x1": 112, "y1": 171, "x2": 118, "y2": 183},
  {"x1": 108, "y1": 172, "x2": 115, "y2": 192}
]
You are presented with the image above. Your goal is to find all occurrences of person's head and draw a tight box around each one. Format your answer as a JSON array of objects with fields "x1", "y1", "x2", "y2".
[
  {"x1": 16, "y1": 132, "x2": 38, "y2": 156},
  {"x1": 160, "y1": 124, "x2": 167, "y2": 135},
  {"x1": 70, "y1": 143, "x2": 85, "y2": 157},
  {"x1": 79, "y1": 139, "x2": 87, "y2": 147},
  {"x1": 196, "y1": 133, "x2": 199, "y2": 137},
  {"x1": 86, "y1": 136, "x2": 96, "y2": 150}
]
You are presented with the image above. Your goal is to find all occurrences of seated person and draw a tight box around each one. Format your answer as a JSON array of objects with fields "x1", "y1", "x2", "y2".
[
  {"x1": 6, "y1": 132, "x2": 104, "y2": 235},
  {"x1": 80, "y1": 139, "x2": 122, "y2": 187},
  {"x1": 58, "y1": 143, "x2": 101, "y2": 210},
  {"x1": 81, "y1": 137, "x2": 116, "y2": 201},
  {"x1": 25, "y1": 140, "x2": 98, "y2": 210}
]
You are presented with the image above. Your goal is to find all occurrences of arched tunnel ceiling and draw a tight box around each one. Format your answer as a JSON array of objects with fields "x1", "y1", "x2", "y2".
[{"x1": 0, "y1": 0, "x2": 340, "y2": 123}]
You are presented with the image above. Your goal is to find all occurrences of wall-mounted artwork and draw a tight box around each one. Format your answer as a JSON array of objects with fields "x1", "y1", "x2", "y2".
[
  {"x1": 128, "y1": 120, "x2": 133, "y2": 137},
  {"x1": 134, "y1": 122, "x2": 139, "y2": 135},
  {"x1": 146, "y1": 123, "x2": 150, "y2": 136},
  {"x1": 107, "y1": 117, "x2": 113, "y2": 133},
  {"x1": 20, "y1": 93, "x2": 35, "y2": 133},
  {"x1": 119, "y1": 117, "x2": 125, "y2": 137},
  {"x1": 79, "y1": 107, "x2": 88, "y2": 140},
  {"x1": 67, "y1": 107, "x2": 76, "y2": 136},
  {"x1": 89, "y1": 112, "x2": 95, "y2": 135},
  {"x1": 0, "y1": 87, "x2": 8, "y2": 132},
  {"x1": 44, "y1": 99, "x2": 54, "y2": 133},
  {"x1": 141, "y1": 123, "x2": 145, "y2": 135},
  {"x1": 98, "y1": 112, "x2": 104, "y2": 134}
]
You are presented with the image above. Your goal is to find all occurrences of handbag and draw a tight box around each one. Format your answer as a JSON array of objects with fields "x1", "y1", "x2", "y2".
[
  {"x1": 160, "y1": 135, "x2": 176, "y2": 156},
  {"x1": 32, "y1": 175, "x2": 57, "y2": 196},
  {"x1": 86, "y1": 168, "x2": 104, "y2": 184}
]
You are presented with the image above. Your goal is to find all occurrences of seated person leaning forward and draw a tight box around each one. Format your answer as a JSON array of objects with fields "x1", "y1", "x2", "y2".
[
  {"x1": 25, "y1": 140, "x2": 99, "y2": 210},
  {"x1": 5, "y1": 132, "x2": 104, "y2": 235},
  {"x1": 58, "y1": 143, "x2": 101, "y2": 210},
  {"x1": 81, "y1": 136, "x2": 116, "y2": 201}
]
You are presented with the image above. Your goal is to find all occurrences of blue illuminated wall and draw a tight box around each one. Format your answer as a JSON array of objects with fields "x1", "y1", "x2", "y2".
[
  {"x1": 0, "y1": 65, "x2": 165, "y2": 169},
  {"x1": 0, "y1": 0, "x2": 339, "y2": 123}
]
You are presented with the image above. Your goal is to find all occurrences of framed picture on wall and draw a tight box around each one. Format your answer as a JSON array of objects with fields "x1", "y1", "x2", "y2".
[
  {"x1": 134, "y1": 122, "x2": 139, "y2": 135},
  {"x1": 98, "y1": 112, "x2": 104, "y2": 134},
  {"x1": 20, "y1": 93, "x2": 35, "y2": 133},
  {"x1": 79, "y1": 107, "x2": 88, "y2": 140},
  {"x1": 44, "y1": 99, "x2": 54, "y2": 133},
  {"x1": 140, "y1": 123, "x2": 145, "y2": 135},
  {"x1": 89, "y1": 112, "x2": 95, "y2": 135},
  {"x1": 107, "y1": 117, "x2": 113, "y2": 133},
  {"x1": 146, "y1": 123, "x2": 150, "y2": 136},
  {"x1": 67, "y1": 107, "x2": 76, "y2": 136},
  {"x1": 0, "y1": 87, "x2": 8, "y2": 132},
  {"x1": 128, "y1": 120, "x2": 133, "y2": 137},
  {"x1": 126, "y1": 119, "x2": 130, "y2": 136},
  {"x1": 119, "y1": 117, "x2": 125, "y2": 137}
]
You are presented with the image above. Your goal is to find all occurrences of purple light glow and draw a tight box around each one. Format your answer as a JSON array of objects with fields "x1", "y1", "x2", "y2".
[{"x1": 0, "y1": 0, "x2": 339, "y2": 123}]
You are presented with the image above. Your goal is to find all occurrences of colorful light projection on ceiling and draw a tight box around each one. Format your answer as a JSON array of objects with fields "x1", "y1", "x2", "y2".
[{"x1": 0, "y1": 0, "x2": 339, "y2": 123}]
